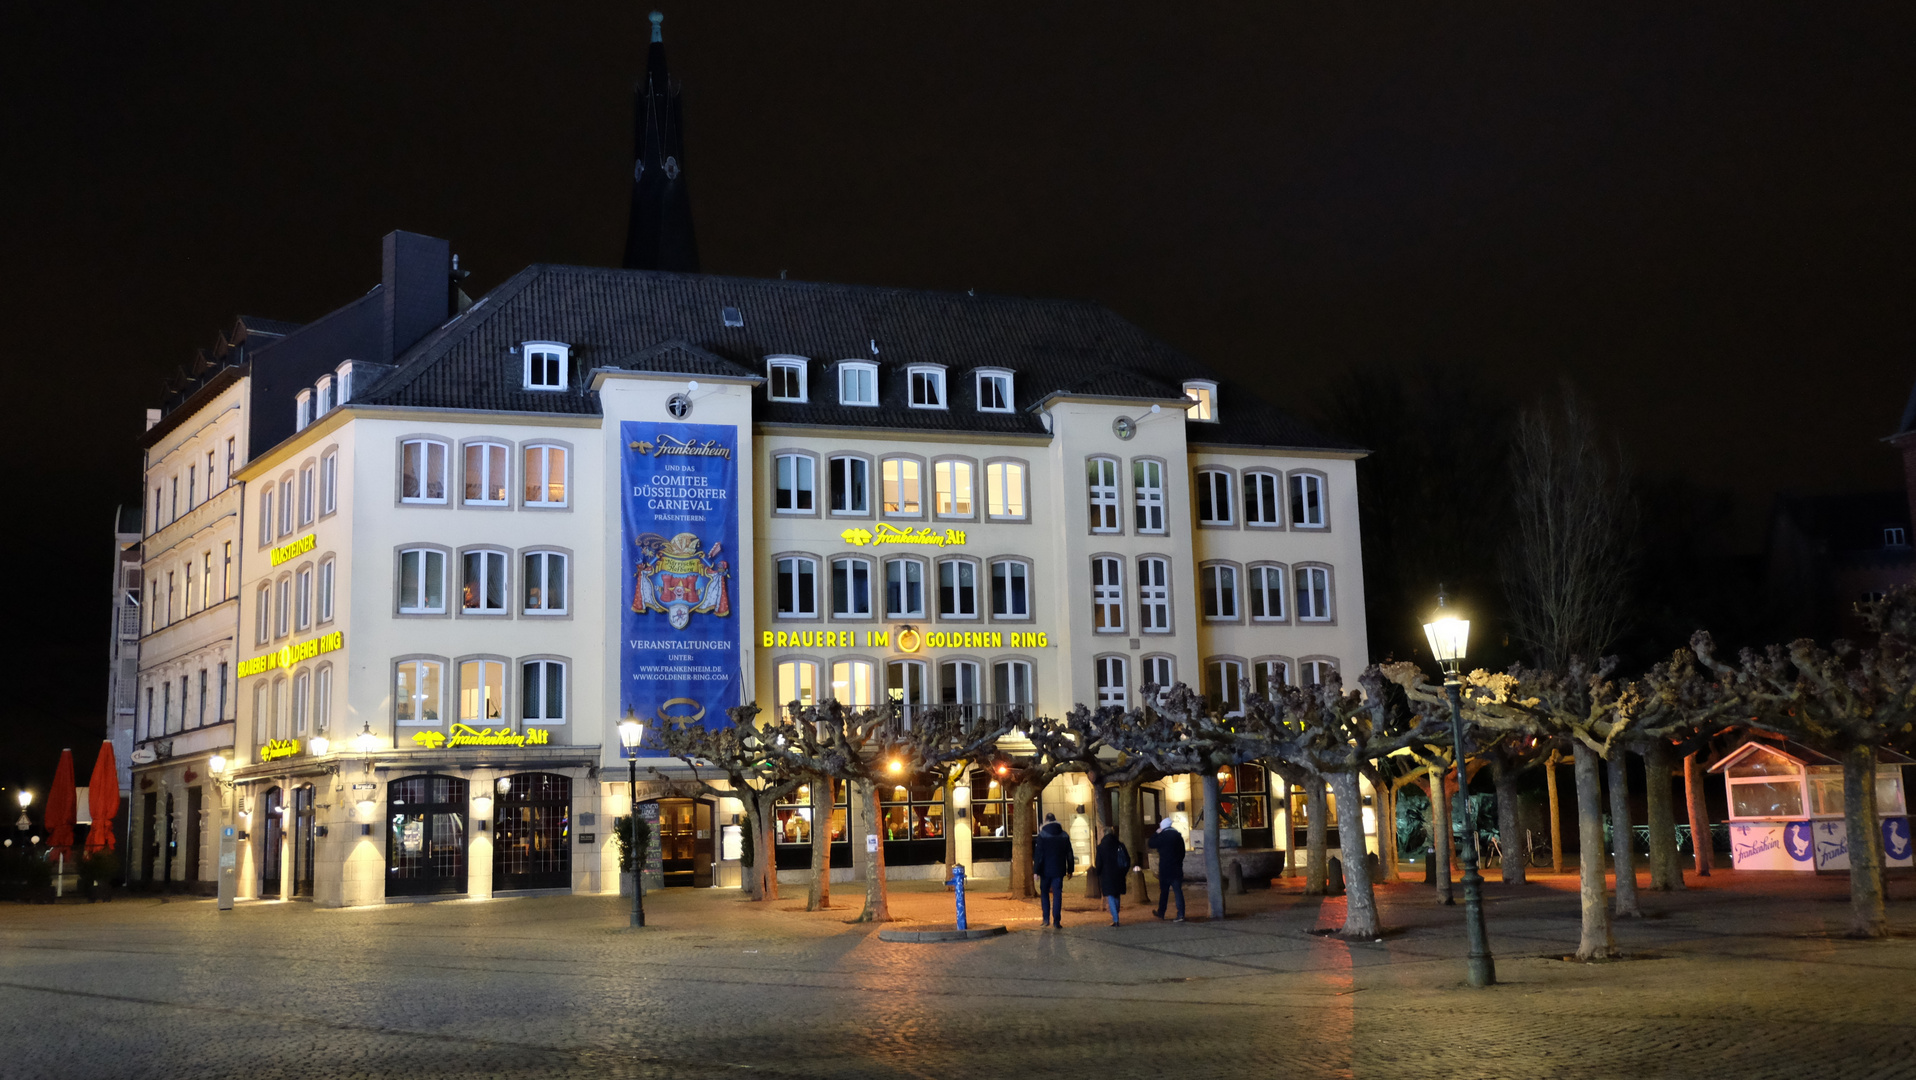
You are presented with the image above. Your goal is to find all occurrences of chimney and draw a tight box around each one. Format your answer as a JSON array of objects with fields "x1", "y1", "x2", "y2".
[{"x1": 381, "y1": 231, "x2": 453, "y2": 363}]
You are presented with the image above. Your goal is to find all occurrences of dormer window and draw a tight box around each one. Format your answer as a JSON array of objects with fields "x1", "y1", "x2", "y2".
[
  {"x1": 335, "y1": 360, "x2": 355, "y2": 404},
  {"x1": 315, "y1": 374, "x2": 335, "y2": 416},
  {"x1": 767, "y1": 356, "x2": 808, "y2": 403},
  {"x1": 975, "y1": 369, "x2": 1013, "y2": 412},
  {"x1": 294, "y1": 389, "x2": 312, "y2": 432},
  {"x1": 523, "y1": 342, "x2": 569, "y2": 391},
  {"x1": 839, "y1": 361, "x2": 878, "y2": 407},
  {"x1": 722, "y1": 306, "x2": 744, "y2": 328},
  {"x1": 1183, "y1": 381, "x2": 1218, "y2": 422},
  {"x1": 908, "y1": 365, "x2": 947, "y2": 410}
]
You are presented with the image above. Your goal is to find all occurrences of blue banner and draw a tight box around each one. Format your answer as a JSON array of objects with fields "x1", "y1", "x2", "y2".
[{"x1": 621, "y1": 421, "x2": 740, "y2": 740}]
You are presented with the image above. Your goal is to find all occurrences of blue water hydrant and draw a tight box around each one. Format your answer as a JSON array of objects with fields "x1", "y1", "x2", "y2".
[{"x1": 945, "y1": 864, "x2": 969, "y2": 931}]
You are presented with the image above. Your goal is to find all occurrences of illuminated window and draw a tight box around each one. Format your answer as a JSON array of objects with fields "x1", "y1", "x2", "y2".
[
  {"x1": 881, "y1": 458, "x2": 922, "y2": 515},
  {"x1": 395, "y1": 660, "x2": 443, "y2": 725},
  {"x1": 934, "y1": 460, "x2": 973, "y2": 517},
  {"x1": 524, "y1": 444, "x2": 568, "y2": 506},
  {"x1": 462, "y1": 550, "x2": 508, "y2": 614},
  {"x1": 1183, "y1": 381, "x2": 1217, "y2": 422},
  {"x1": 401, "y1": 439, "x2": 449, "y2": 504},
  {"x1": 831, "y1": 660, "x2": 875, "y2": 707},
  {"x1": 985, "y1": 461, "x2": 1025, "y2": 519},
  {"x1": 777, "y1": 660, "x2": 818, "y2": 714},
  {"x1": 464, "y1": 442, "x2": 509, "y2": 505},
  {"x1": 459, "y1": 659, "x2": 506, "y2": 722}
]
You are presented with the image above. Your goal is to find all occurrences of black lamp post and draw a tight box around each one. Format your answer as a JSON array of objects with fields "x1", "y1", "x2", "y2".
[
  {"x1": 1424, "y1": 592, "x2": 1496, "y2": 988},
  {"x1": 618, "y1": 714, "x2": 645, "y2": 928}
]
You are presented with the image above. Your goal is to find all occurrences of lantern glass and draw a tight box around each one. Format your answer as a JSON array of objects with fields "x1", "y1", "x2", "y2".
[
  {"x1": 618, "y1": 719, "x2": 644, "y2": 750},
  {"x1": 1423, "y1": 616, "x2": 1470, "y2": 666}
]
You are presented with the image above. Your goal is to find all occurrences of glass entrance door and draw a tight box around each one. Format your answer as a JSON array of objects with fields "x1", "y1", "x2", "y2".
[
  {"x1": 293, "y1": 784, "x2": 316, "y2": 897},
  {"x1": 386, "y1": 775, "x2": 469, "y2": 897},
  {"x1": 493, "y1": 773, "x2": 572, "y2": 891},
  {"x1": 657, "y1": 798, "x2": 715, "y2": 887},
  {"x1": 259, "y1": 787, "x2": 284, "y2": 897}
]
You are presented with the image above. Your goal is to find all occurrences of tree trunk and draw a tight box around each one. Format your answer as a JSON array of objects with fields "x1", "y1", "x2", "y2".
[
  {"x1": 1843, "y1": 744, "x2": 1888, "y2": 938},
  {"x1": 740, "y1": 793, "x2": 769, "y2": 901},
  {"x1": 1084, "y1": 771, "x2": 1106, "y2": 898},
  {"x1": 1008, "y1": 778, "x2": 1038, "y2": 900},
  {"x1": 1304, "y1": 781, "x2": 1329, "y2": 895},
  {"x1": 1119, "y1": 779, "x2": 1148, "y2": 905},
  {"x1": 1330, "y1": 768, "x2": 1380, "y2": 939},
  {"x1": 1429, "y1": 763, "x2": 1453, "y2": 904},
  {"x1": 1643, "y1": 740, "x2": 1683, "y2": 891},
  {"x1": 854, "y1": 779, "x2": 890, "y2": 923},
  {"x1": 807, "y1": 775, "x2": 831, "y2": 911},
  {"x1": 1607, "y1": 752, "x2": 1642, "y2": 917},
  {"x1": 1202, "y1": 770, "x2": 1225, "y2": 920},
  {"x1": 1492, "y1": 753, "x2": 1526, "y2": 885},
  {"x1": 1547, "y1": 752, "x2": 1565, "y2": 874},
  {"x1": 1573, "y1": 742, "x2": 1618, "y2": 960},
  {"x1": 1683, "y1": 752, "x2": 1712, "y2": 876}
]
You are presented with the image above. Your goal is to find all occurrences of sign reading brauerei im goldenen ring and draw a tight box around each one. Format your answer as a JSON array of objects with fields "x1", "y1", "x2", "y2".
[{"x1": 237, "y1": 631, "x2": 343, "y2": 678}]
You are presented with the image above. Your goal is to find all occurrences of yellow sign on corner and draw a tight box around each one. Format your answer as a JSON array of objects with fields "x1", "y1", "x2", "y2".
[{"x1": 259, "y1": 739, "x2": 300, "y2": 762}]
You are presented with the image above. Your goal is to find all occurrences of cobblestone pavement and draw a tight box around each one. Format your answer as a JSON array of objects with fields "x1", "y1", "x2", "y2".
[{"x1": 3, "y1": 869, "x2": 1915, "y2": 1079}]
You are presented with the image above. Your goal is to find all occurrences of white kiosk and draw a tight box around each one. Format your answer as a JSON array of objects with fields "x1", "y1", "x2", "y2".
[{"x1": 1709, "y1": 738, "x2": 1913, "y2": 871}]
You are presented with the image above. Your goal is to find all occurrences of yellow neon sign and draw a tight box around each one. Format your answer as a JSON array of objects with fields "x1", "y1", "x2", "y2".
[
  {"x1": 759, "y1": 629, "x2": 1046, "y2": 651},
  {"x1": 269, "y1": 533, "x2": 317, "y2": 567},
  {"x1": 839, "y1": 523, "x2": 967, "y2": 548},
  {"x1": 259, "y1": 739, "x2": 300, "y2": 762},
  {"x1": 238, "y1": 631, "x2": 344, "y2": 679},
  {"x1": 410, "y1": 725, "x2": 552, "y2": 749}
]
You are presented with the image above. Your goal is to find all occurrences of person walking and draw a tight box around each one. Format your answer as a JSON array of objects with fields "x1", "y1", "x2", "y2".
[
  {"x1": 1033, "y1": 812, "x2": 1076, "y2": 928},
  {"x1": 1094, "y1": 826, "x2": 1131, "y2": 926},
  {"x1": 1148, "y1": 817, "x2": 1186, "y2": 921}
]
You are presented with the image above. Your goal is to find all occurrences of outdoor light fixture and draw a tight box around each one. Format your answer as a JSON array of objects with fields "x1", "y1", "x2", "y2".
[
  {"x1": 952, "y1": 784, "x2": 970, "y2": 809},
  {"x1": 16, "y1": 790, "x2": 31, "y2": 809},
  {"x1": 1423, "y1": 587, "x2": 1495, "y2": 988},
  {"x1": 355, "y1": 721, "x2": 378, "y2": 757},
  {"x1": 618, "y1": 708, "x2": 646, "y2": 929},
  {"x1": 209, "y1": 755, "x2": 226, "y2": 776},
  {"x1": 309, "y1": 736, "x2": 329, "y2": 757},
  {"x1": 888, "y1": 759, "x2": 905, "y2": 775},
  {"x1": 473, "y1": 793, "x2": 492, "y2": 831},
  {"x1": 16, "y1": 789, "x2": 30, "y2": 831}
]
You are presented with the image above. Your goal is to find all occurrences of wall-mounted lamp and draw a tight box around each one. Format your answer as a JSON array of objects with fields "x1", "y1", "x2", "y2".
[
  {"x1": 309, "y1": 736, "x2": 330, "y2": 757},
  {"x1": 472, "y1": 793, "x2": 492, "y2": 832},
  {"x1": 951, "y1": 784, "x2": 970, "y2": 810}
]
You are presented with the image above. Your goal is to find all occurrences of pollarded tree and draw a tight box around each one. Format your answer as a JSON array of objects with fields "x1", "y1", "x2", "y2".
[
  {"x1": 652, "y1": 704, "x2": 807, "y2": 901},
  {"x1": 1692, "y1": 592, "x2": 1916, "y2": 939}
]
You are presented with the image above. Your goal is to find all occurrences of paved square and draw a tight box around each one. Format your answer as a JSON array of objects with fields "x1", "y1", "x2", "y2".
[{"x1": 3, "y1": 870, "x2": 1914, "y2": 1079}]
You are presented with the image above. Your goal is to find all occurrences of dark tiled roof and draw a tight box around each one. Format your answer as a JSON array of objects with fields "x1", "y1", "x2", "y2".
[{"x1": 353, "y1": 264, "x2": 1357, "y2": 452}]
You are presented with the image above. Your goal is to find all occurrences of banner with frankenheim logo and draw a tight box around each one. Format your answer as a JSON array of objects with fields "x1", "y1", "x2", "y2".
[{"x1": 621, "y1": 421, "x2": 740, "y2": 740}]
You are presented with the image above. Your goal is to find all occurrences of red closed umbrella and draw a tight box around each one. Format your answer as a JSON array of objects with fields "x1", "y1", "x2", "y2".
[
  {"x1": 45, "y1": 748, "x2": 77, "y2": 854},
  {"x1": 86, "y1": 741, "x2": 120, "y2": 854}
]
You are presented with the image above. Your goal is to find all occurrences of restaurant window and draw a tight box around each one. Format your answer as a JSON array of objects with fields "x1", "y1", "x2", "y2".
[
  {"x1": 401, "y1": 439, "x2": 449, "y2": 504},
  {"x1": 776, "y1": 660, "x2": 818, "y2": 713},
  {"x1": 395, "y1": 660, "x2": 444, "y2": 725},
  {"x1": 1201, "y1": 565, "x2": 1238, "y2": 620},
  {"x1": 1095, "y1": 656, "x2": 1128, "y2": 709},
  {"x1": 459, "y1": 659, "x2": 506, "y2": 723},
  {"x1": 1204, "y1": 659, "x2": 1246, "y2": 715},
  {"x1": 1290, "y1": 473, "x2": 1326, "y2": 528},
  {"x1": 524, "y1": 444, "x2": 568, "y2": 506},
  {"x1": 1196, "y1": 469, "x2": 1234, "y2": 525},
  {"x1": 832, "y1": 556, "x2": 873, "y2": 618},
  {"x1": 777, "y1": 556, "x2": 818, "y2": 617},
  {"x1": 775, "y1": 453, "x2": 815, "y2": 513},
  {"x1": 775, "y1": 780, "x2": 849, "y2": 847},
  {"x1": 493, "y1": 773, "x2": 571, "y2": 891},
  {"x1": 1212, "y1": 765, "x2": 1268, "y2": 830},
  {"x1": 522, "y1": 660, "x2": 565, "y2": 723},
  {"x1": 990, "y1": 560, "x2": 1029, "y2": 618},
  {"x1": 934, "y1": 460, "x2": 973, "y2": 517},
  {"x1": 985, "y1": 461, "x2": 1026, "y2": 520},
  {"x1": 386, "y1": 774, "x2": 468, "y2": 897},
  {"x1": 399, "y1": 548, "x2": 447, "y2": 614},
  {"x1": 1092, "y1": 556, "x2": 1124, "y2": 632},
  {"x1": 880, "y1": 777, "x2": 945, "y2": 840},
  {"x1": 462, "y1": 550, "x2": 508, "y2": 614},
  {"x1": 939, "y1": 661, "x2": 981, "y2": 720},
  {"x1": 524, "y1": 551, "x2": 568, "y2": 614},
  {"x1": 1133, "y1": 460, "x2": 1166, "y2": 533},
  {"x1": 1138, "y1": 557, "x2": 1170, "y2": 632},
  {"x1": 969, "y1": 772, "x2": 1011, "y2": 838},
  {"x1": 885, "y1": 558, "x2": 926, "y2": 618},
  {"x1": 830, "y1": 456, "x2": 870, "y2": 514},
  {"x1": 1087, "y1": 457, "x2": 1120, "y2": 532},
  {"x1": 1244, "y1": 471, "x2": 1282, "y2": 526},
  {"x1": 881, "y1": 458, "x2": 922, "y2": 516},
  {"x1": 937, "y1": 559, "x2": 978, "y2": 618},
  {"x1": 830, "y1": 660, "x2": 876, "y2": 707}
]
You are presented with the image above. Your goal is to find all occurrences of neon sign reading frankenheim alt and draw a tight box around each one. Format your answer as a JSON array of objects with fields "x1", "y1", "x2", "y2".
[
  {"x1": 839, "y1": 523, "x2": 966, "y2": 548},
  {"x1": 411, "y1": 725, "x2": 553, "y2": 749}
]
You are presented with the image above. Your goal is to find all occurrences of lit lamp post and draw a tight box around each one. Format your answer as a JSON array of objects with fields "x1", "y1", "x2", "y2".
[
  {"x1": 1424, "y1": 593, "x2": 1496, "y2": 988},
  {"x1": 16, "y1": 789, "x2": 31, "y2": 832},
  {"x1": 618, "y1": 713, "x2": 645, "y2": 928}
]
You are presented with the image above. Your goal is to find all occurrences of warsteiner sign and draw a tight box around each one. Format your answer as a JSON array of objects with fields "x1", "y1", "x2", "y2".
[{"x1": 621, "y1": 421, "x2": 741, "y2": 739}]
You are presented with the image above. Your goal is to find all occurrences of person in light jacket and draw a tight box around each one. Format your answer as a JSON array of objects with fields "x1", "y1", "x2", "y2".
[
  {"x1": 1147, "y1": 818, "x2": 1186, "y2": 921},
  {"x1": 1032, "y1": 813, "x2": 1076, "y2": 928},
  {"x1": 1094, "y1": 826, "x2": 1132, "y2": 926}
]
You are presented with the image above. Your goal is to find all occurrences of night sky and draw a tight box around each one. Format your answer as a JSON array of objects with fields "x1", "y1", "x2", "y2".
[{"x1": 6, "y1": 4, "x2": 1913, "y2": 790}]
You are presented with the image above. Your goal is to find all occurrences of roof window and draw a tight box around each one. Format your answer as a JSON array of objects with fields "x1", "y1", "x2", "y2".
[
  {"x1": 294, "y1": 389, "x2": 313, "y2": 433},
  {"x1": 839, "y1": 361, "x2": 878, "y2": 407},
  {"x1": 315, "y1": 374, "x2": 335, "y2": 416},
  {"x1": 975, "y1": 369, "x2": 1014, "y2": 413},
  {"x1": 523, "y1": 342, "x2": 569, "y2": 391},
  {"x1": 767, "y1": 356, "x2": 808, "y2": 403},
  {"x1": 908, "y1": 365, "x2": 947, "y2": 410},
  {"x1": 1183, "y1": 380, "x2": 1218, "y2": 422},
  {"x1": 722, "y1": 306, "x2": 744, "y2": 328},
  {"x1": 336, "y1": 360, "x2": 356, "y2": 404}
]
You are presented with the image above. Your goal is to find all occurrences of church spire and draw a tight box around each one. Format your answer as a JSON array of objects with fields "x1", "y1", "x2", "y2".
[{"x1": 622, "y1": 10, "x2": 700, "y2": 272}]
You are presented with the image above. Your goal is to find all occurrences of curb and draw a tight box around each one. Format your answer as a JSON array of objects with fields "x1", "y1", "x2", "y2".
[{"x1": 877, "y1": 923, "x2": 1009, "y2": 943}]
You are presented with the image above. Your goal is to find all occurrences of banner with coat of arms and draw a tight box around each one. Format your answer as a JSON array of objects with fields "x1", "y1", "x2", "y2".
[{"x1": 621, "y1": 421, "x2": 741, "y2": 738}]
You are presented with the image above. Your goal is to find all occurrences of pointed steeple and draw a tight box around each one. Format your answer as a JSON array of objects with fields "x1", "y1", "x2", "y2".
[{"x1": 622, "y1": 10, "x2": 700, "y2": 272}]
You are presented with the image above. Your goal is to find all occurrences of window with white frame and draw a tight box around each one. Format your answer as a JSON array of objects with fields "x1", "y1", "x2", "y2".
[
  {"x1": 993, "y1": 660, "x2": 1034, "y2": 710},
  {"x1": 832, "y1": 557, "x2": 872, "y2": 617},
  {"x1": 775, "y1": 453, "x2": 816, "y2": 513},
  {"x1": 401, "y1": 439, "x2": 449, "y2": 503},
  {"x1": 1254, "y1": 659, "x2": 1290, "y2": 697},
  {"x1": 1296, "y1": 566, "x2": 1331, "y2": 621},
  {"x1": 395, "y1": 660, "x2": 443, "y2": 724},
  {"x1": 249, "y1": 683, "x2": 263, "y2": 743},
  {"x1": 1248, "y1": 565, "x2": 1285, "y2": 621},
  {"x1": 295, "y1": 566, "x2": 314, "y2": 631},
  {"x1": 1205, "y1": 659, "x2": 1245, "y2": 715},
  {"x1": 1889, "y1": 527, "x2": 1910, "y2": 548},
  {"x1": 1196, "y1": 469, "x2": 1234, "y2": 525},
  {"x1": 908, "y1": 366, "x2": 946, "y2": 409},
  {"x1": 776, "y1": 660, "x2": 818, "y2": 711},
  {"x1": 464, "y1": 442, "x2": 509, "y2": 505},
  {"x1": 839, "y1": 361, "x2": 877, "y2": 406},
  {"x1": 830, "y1": 456, "x2": 870, "y2": 514},
  {"x1": 295, "y1": 390, "x2": 312, "y2": 432},
  {"x1": 1095, "y1": 656, "x2": 1128, "y2": 709},
  {"x1": 314, "y1": 665, "x2": 331, "y2": 733},
  {"x1": 1290, "y1": 473, "x2": 1326, "y2": 528},
  {"x1": 293, "y1": 669, "x2": 311, "y2": 735},
  {"x1": 462, "y1": 550, "x2": 508, "y2": 613},
  {"x1": 934, "y1": 460, "x2": 973, "y2": 517},
  {"x1": 990, "y1": 560, "x2": 1029, "y2": 618},
  {"x1": 882, "y1": 458, "x2": 922, "y2": 515},
  {"x1": 1092, "y1": 556, "x2": 1124, "y2": 632},
  {"x1": 524, "y1": 444, "x2": 567, "y2": 506},
  {"x1": 319, "y1": 557, "x2": 335, "y2": 622},
  {"x1": 939, "y1": 660, "x2": 981, "y2": 710},
  {"x1": 985, "y1": 461, "x2": 1025, "y2": 519},
  {"x1": 274, "y1": 577, "x2": 291, "y2": 637},
  {"x1": 1183, "y1": 381, "x2": 1217, "y2": 421},
  {"x1": 524, "y1": 343, "x2": 569, "y2": 390},
  {"x1": 1142, "y1": 655, "x2": 1174, "y2": 695},
  {"x1": 201, "y1": 551, "x2": 213, "y2": 609},
  {"x1": 522, "y1": 660, "x2": 565, "y2": 723},
  {"x1": 830, "y1": 660, "x2": 876, "y2": 707},
  {"x1": 937, "y1": 560, "x2": 978, "y2": 618},
  {"x1": 299, "y1": 463, "x2": 317, "y2": 524},
  {"x1": 258, "y1": 489, "x2": 274, "y2": 546},
  {"x1": 187, "y1": 465, "x2": 196, "y2": 510},
  {"x1": 1138, "y1": 557, "x2": 1170, "y2": 632},
  {"x1": 1202, "y1": 565, "x2": 1239, "y2": 619},
  {"x1": 255, "y1": 584, "x2": 271, "y2": 643},
  {"x1": 278, "y1": 477, "x2": 294, "y2": 536},
  {"x1": 885, "y1": 558, "x2": 926, "y2": 618},
  {"x1": 320, "y1": 450, "x2": 338, "y2": 515},
  {"x1": 335, "y1": 362, "x2": 355, "y2": 405},
  {"x1": 777, "y1": 556, "x2": 818, "y2": 617},
  {"x1": 1088, "y1": 458, "x2": 1121, "y2": 532},
  {"x1": 459, "y1": 659, "x2": 506, "y2": 722},
  {"x1": 398, "y1": 549, "x2": 447, "y2": 614},
  {"x1": 1302, "y1": 659, "x2": 1336, "y2": 687},
  {"x1": 1133, "y1": 460, "x2": 1165, "y2": 532},
  {"x1": 975, "y1": 370, "x2": 1013, "y2": 412},
  {"x1": 1244, "y1": 471, "x2": 1282, "y2": 526},
  {"x1": 767, "y1": 357, "x2": 808, "y2": 402},
  {"x1": 316, "y1": 374, "x2": 334, "y2": 415},
  {"x1": 524, "y1": 551, "x2": 568, "y2": 614},
  {"x1": 887, "y1": 660, "x2": 928, "y2": 715},
  {"x1": 270, "y1": 678, "x2": 286, "y2": 739}
]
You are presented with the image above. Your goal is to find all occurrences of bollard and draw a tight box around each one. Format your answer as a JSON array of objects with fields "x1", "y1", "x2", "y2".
[{"x1": 945, "y1": 864, "x2": 969, "y2": 931}]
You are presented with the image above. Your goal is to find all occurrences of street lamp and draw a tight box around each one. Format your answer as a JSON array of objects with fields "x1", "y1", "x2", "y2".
[
  {"x1": 16, "y1": 789, "x2": 31, "y2": 832},
  {"x1": 1424, "y1": 590, "x2": 1495, "y2": 988},
  {"x1": 618, "y1": 711, "x2": 645, "y2": 929}
]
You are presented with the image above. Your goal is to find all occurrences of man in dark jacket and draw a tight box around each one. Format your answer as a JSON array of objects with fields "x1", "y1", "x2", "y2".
[
  {"x1": 1032, "y1": 813, "x2": 1076, "y2": 928},
  {"x1": 1147, "y1": 818, "x2": 1186, "y2": 921},
  {"x1": 1094, "y1": 826, "x2": 1132, "y2": 926}
]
